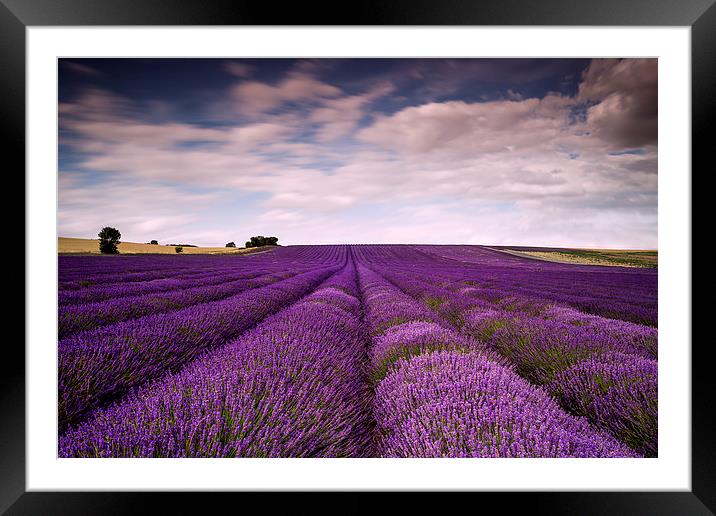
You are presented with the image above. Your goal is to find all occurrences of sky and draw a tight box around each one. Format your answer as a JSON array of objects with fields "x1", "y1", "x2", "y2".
[{"x1": 58, "y1": 58, "x2": 657, "y2": 248}]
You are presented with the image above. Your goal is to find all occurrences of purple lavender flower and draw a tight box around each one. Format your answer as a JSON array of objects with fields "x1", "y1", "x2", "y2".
[
  {"x1": 549, "y1": 352, "x2": 657, "y2": 456},
  {"x1": 371, "y1": 321, "x2": 509, "y2": 382},
  {"x1": 374, "y1": 350, "x2": 638, "y2": 457}
]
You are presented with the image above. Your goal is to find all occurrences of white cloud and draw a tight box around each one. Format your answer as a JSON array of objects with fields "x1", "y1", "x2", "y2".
[
  {"x1": 231, "y1": 72, "x2": 341, "y2": 115},
  {"x1": 59, "y1": 173, "x2": 218, "y2": 244},
  {"x1": 309, "y1": 82, "x2": 394, "y2": 141},
  {"x1": 357, "y1": 95, "x2": 574, "y2": 155},
  {"x1": 224, "y1": 61, "x2": 254, "y2": 78}
]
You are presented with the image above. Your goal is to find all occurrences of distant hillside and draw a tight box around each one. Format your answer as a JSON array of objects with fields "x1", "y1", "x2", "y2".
[
  {"x1": 492, "y1": 246, "x2": 657, "y2": 268},
  {"x1": 58, "y1": 237, "x2": 270, "y2": 255}
]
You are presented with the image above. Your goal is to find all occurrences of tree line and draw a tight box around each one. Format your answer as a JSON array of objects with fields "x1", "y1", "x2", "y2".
[
  {"x1": 97, "y1": 227, "x2": 279, "y2": 254},
  {"x1": 243, "y1": 236, "x2": 279, "y2": 248}
]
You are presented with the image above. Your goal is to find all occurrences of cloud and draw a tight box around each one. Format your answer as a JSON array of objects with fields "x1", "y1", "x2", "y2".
[
  {"x1": 309, "y1": 82, "x2": 394, "y2": 141},
  {"x1": 224, "y1": 61, "x2": 254, "y2": 78},
  {"x1": 225, "y1": 122, "x2": 296, "y2": 147},
  {"x1": 506, "y1": 89, "x2": 523, "y2": 101},
  {"x1": 64, "y1": 120, "x2": 226, "y2": 147},
  {"x1": 61, "y1": 61, "x2": 102, "y2": 77},
  {"x1": 579, "y1": 59, "x2": 657, "y2": 149},
  {"x1": 59, "y1": 88, "x2": 302, "y2": 185},
  {"x1": 59, "y1": 88, "x2": 131, "y2": 120},
  {"x1": 58, "y1": 173, "x2": 219, "y2": 244},
  {"x1": 357, "y1": 95, "x2": 575, "y2": 155},
  {"x1": 231, "y1": 71, "x2": 341, "y2": 115}
]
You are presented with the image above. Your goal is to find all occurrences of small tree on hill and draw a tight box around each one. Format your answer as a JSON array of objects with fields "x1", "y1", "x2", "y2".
[
  {"x1": 226, "y1": 242, "x2": 236, "y2": 248},
  {"x1": 245, "y1": 241, "x2": 253, "y2": 248},
  {"x1": 175, "y1": 246, "x2": 183, "y2": 254},
  {"x1": 98, "y1": 227, "x2": 121, "y2": 254},
  {"x1": 150, "y1": 240, "x2": 159, "y2": 245}
]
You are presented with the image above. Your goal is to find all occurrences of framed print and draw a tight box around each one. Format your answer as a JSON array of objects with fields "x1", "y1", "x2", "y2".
[{"x1": 5, "y1": 0, "x2": 710, "y2": 513}]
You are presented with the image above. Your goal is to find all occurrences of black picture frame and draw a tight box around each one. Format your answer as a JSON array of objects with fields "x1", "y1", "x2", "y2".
[{"x1": 4, "y1": 0, "x2": 708, "y2": 514}]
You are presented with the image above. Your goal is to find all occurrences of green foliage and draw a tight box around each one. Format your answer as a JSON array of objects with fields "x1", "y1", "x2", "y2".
[
  {"x1": 225, "y1": 242, "x2": 236, "y2": 248},
  {"x1": 424, "y1": 296, "x2": 444, "y2": 310},
  {"x1": 246, "y1": 235, "x2": 278, "y2": 248},
  {"x1": 98, "y1": 226, "x2": 121, "y2": 254},
  {"x1": 175, "y1": 246, "x2": 183, "y2": 254},
  {"x1": 150, "y1": 240, "x2": 158, "y2": 245}
]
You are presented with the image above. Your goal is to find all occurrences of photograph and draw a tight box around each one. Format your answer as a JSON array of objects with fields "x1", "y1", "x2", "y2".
[{"x1": 55, "y1": 57, "x2": 659, "y2": 459}]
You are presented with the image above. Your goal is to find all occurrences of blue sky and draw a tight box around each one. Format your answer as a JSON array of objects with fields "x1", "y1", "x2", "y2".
[{"x1": 58, "y1": 58, "x2": 657, "y2": 247}]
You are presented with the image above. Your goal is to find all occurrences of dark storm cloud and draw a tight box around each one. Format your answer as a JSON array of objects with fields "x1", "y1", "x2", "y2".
[{"x1": 579, "y1": 59, "x2": 658, "y2": 149}]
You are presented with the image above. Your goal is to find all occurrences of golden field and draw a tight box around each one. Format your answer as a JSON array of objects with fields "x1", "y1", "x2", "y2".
[{"x1": 59, "y1": 237, "x2": 265, "y2": 255}]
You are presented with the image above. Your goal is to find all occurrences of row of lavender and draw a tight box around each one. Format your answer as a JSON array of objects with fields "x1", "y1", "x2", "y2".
[
  {"x1": 353, "y1": 258, "x2": 637, "y2": 457},
  {"x1": 360, "y1": 246, "x2": 657, "y2": 456},
  {"x1": 58, "y1": 245, "x2": 342, "y2": 287},
  {"x1": 60, "y1": 259, "x2": 372, "y2": 457}
]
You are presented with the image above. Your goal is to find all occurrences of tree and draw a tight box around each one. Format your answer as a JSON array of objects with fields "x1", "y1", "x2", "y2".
[
  {"x1": 175, "y1": 246, "x2": 183, "y2": 254},
  {"x1": 245, "y1": 235, "x2": 278, "y2": 248},
  {"x1": 226, "y1": 242, "x2": 236, "y2": 248},
  {"x1": 245, "y1": 241, "x2": 253, "y2": 248},
  {"x1": 150, "y1": 240, "x2": 159, "y2": 245},
  {"x1": 98, "y1": 227, "x2": 121, "y2": 254}
]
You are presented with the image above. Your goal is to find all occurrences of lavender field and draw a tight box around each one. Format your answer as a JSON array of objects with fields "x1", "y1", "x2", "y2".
[{"x1": 58, "y1": 245, "x2": 657, "y2": 458}]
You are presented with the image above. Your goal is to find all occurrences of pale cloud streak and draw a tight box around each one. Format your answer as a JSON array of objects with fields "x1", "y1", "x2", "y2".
[{"x1": 231, "y1": 71, "x2": 342, "y2": 115}]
